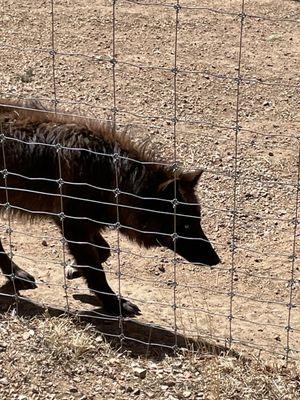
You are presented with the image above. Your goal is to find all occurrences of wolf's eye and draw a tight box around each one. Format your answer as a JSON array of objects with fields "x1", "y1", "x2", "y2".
[{"x1": 184, "y1": 224, "x2": 190, "y2": 230}]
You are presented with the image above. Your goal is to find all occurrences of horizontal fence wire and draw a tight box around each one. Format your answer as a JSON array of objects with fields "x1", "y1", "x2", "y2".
[
  {"x1": 0, "y1": 0, "x2": 299, "y2": 365},
  {"x1": 0, "y1": 131, "x2": 299, "y2": 188},
  {"x1": 0, "y1": 197, "x2": 297, "y2": 259},
  {"x1": 1, "y1": 44, "x2": 299, "y2": 88},
  {"x1": 2, "y1": 226, "x2": 299, "y2": 281},
  {"x1": 1, "y1": 97, "x2": 299, "y2": 142}
]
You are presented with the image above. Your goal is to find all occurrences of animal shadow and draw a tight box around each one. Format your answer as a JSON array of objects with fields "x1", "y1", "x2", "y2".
[{"x1": 0, "y1": 282, "x2": 239, "y2": 360}]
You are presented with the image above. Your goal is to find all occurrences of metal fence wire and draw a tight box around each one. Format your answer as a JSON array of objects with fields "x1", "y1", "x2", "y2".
[{"x1": 0, "y1": 0, "x2": 299, "y2": 366}]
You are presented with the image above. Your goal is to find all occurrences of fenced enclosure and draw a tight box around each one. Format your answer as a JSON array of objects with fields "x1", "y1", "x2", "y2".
[{"x1": 0, "y1": 0, "x2": 299, "y2": 368}]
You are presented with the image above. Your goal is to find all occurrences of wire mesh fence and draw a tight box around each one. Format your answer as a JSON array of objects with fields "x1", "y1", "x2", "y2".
[{"x1": 0, "y1": 0, "x2": 299, "y2": 366}]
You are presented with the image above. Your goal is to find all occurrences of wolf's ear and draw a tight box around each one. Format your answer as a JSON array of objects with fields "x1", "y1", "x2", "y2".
[
  {"x1": 158, "y1": 169, "x2": 203, "y2": 194},
  {"x1": 158, "y1": 178, "x2": 178, "y2": 193},
  {"x1": 180, "y1": 169, "x2": 204, "y2": 188}
]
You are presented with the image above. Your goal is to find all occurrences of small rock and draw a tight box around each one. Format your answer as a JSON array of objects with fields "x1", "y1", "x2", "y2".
[
  {"x1": 18, "y1": 396, "x2": 28, "y2": 400},
  {"x1": 0, "y1": 377, "x2": 9, "y2": 386},
  {"x1": 183, "y1": 391, "x2": 192, "y2": 398},
  {"x1": 173, "y1": 361, "x2": 182, "y2": 368},
  {"x1": 133, "y1": 388, "x2": 141, "y2": 396},
  {"x1": 0, "y1": 342, "x2": 7, "y2": 351},
  {"x1": 42, "y1": 239, "x2": 48, "y2": 246},
  {"x1": 133, "y1": 367, "x2": 147, "y2": 379},
  {"x1": 69, "y1": 387, "x2": 78, "y2": 393},
  {"x1": 165, "y1": 381, "x2": 175, "y2": 387},
  {"x1": 263, "y1": 101, "x2": 272, "y2": 107},
  {"x1": 23, "y1": 330, "x2": 35, "y2": 340},
  {"x1": 266, "y1": 33, "x2": 281, "y2": 42},
  {"x1": 158, "y1": 265, "x2": 166, "y2": 273}
]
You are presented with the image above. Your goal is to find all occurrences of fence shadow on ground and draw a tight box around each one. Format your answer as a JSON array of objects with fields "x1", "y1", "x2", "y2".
[{"x1": 0, "y1": 282, "x2": 240, "y2": 361}]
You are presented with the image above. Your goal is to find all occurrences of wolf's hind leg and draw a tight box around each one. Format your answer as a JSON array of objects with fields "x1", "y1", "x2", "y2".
[{"x1": 64, "y1": 220, "x2": 140, "y2": 317}]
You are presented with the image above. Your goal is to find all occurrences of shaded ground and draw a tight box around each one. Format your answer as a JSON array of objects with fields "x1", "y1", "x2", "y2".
[
  {"x1": 0, "y1": 0, "x2": 299, "y2": 368},
  {"x1": 0, "y1": 314, "x2": 299, "y2": 400}
]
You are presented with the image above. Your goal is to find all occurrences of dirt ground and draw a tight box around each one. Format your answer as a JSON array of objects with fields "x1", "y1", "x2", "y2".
[{"x1": 0, "y1": 0, "x2": 299, "y2": 368}]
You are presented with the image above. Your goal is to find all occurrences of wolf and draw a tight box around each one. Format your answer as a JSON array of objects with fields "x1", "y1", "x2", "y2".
[{"x1": 0, "y1": 99, "x2": 220, "y2": 316}]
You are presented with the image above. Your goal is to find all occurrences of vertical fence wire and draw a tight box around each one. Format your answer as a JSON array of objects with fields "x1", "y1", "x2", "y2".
[
  {"x1": 285, "y1": 139, "x2": 300, "y2": 364},
  {"x1": 228, "y1": 0, "x2": 246, "y2": 349},
  {"x1": 50, "y1": 0, "x2": 70, "y2": 313},
  {"x1": 50, "y1": 0, "x2": 58, "y2": 115},
  {"x1": 0, "y1": 123, "x2": 18, "y2": 314},
  {"x1": 112, "y1": 0, "x2": 125, "y2": 341},
  {"x1": 171, "y1": 1, "x2": 181, "y2": 351},
  {"x1": 1, "y1": 0, "x2": 20, "y2": 313}
]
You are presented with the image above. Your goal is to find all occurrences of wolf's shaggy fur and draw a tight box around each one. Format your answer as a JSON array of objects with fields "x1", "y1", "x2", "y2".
[{"x1": 0, "y1": 99, "x2": 220, "y2": 316}]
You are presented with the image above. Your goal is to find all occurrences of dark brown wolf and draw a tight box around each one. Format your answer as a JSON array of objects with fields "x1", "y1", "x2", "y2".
[{"x1": 0, "y1": 99, "x2": 220, "y2": 316}]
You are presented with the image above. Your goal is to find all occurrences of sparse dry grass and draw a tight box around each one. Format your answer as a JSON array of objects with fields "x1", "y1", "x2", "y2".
[{"x1": 0, "y1": 314, "x2": 299, "y2": 399}]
